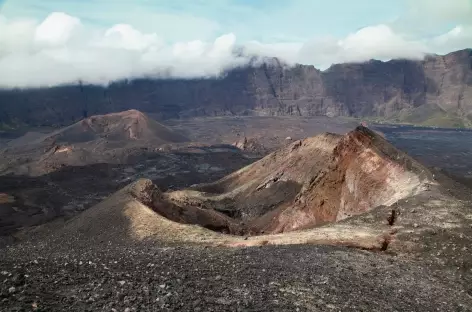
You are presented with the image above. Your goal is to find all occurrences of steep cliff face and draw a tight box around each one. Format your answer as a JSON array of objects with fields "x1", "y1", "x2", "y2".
[
  {"x1": 0, "y1": 49, "x2": 470, "y2": 127},
  {"x1": 423, "y1": 49, "x2": 472, "y2": 116}
]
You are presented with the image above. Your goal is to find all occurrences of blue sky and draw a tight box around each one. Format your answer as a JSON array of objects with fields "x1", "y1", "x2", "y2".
[
  {"x1": 0, "y1": 0, "x2": 470, "y2": 87},
  {"x1": 0, "y1": 0, "x2": 460, "y2": 41}
]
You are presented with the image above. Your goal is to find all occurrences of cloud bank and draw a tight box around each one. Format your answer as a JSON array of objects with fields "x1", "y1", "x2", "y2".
[{"x1": 0, "y1": 9, "x2": 470, "y2": 88}]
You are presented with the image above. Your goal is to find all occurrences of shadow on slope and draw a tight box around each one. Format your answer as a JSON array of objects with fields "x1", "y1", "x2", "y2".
[{"x1": 19, "y1": 179, "x2": 390, "y2": 252}]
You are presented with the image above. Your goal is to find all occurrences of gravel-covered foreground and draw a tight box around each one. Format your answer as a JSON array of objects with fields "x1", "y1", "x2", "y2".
[{"x1": 1, "y1": 242, "x2": 471, "y2": 311}]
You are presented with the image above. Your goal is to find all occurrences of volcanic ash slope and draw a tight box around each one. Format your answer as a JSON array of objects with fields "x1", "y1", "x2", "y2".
[{"x1": 32, "y1": 125, "x2": 472, "y2": 258}]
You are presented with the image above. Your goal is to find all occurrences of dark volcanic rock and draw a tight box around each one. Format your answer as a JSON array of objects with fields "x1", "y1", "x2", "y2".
[
  {"x1": 1, "y1": 243, "x2": 471, "y2": 312},
  {"x1": 0, "y1": 49, "x2": 470, "y2": 127}
]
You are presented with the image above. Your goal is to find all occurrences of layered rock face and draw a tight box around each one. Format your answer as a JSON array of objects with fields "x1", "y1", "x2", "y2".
[
  {"x1": 0, "y1": 49, "x2": 470, "y2": 127},
  {"x1": 262, "y1": 127, "x2": 429, "y2": 233}
]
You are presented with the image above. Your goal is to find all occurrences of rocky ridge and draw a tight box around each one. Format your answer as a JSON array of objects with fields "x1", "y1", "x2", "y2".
[{"x1": 0, "y1": 49, "x2": 471, "y2": 128}]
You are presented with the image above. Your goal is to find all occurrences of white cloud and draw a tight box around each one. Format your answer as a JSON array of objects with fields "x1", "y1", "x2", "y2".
[
  {"x1": 208, "y1": 33, "x2": 236, "y2": 58},
  {"x1": 0, "y1": 16, "x2": 36, "y2": 55},
  {"x1": 101, "y1": 24, "x2": 162, "y2": 51},
  {"x1": 392, "y1": 0, "x2": 472, "y2": 37},
  {"x1": 338, "y1": 25, "x2": 426, "y2": 62},
  {"x1": 244, "y1": 41, "x2": 303, "y2": 65},
  {"x1": 430, "y1": 25, "x2": 472, "y2": 54},
  {"x1": 34, "y1": 12, "x2": 81, "y2": 46},
  {"x1": 294, "y1": 25, "x2": 431, "y2": 70},
  {"x1": 0, "y1": 11, "x2": 470, "y2": 88},
  {"x1": 0, "y1": 12, "x2": 250, "y2": 87}
]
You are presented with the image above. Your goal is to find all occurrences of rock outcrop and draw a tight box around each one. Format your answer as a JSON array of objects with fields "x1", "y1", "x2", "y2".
[{"x1": 232, "y1": 136, "x2": 268, "y2": 155}]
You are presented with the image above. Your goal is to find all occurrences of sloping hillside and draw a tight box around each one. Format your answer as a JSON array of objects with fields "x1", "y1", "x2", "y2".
[
  {"x1": 47, "y1": 109, "x2": 189, "y2": 144},
  {"x1": 166, "y1": 126, "x2": 430, "y2": 234},
  {"x1": 0, "y1": 110, "x2": 189, "y2": 175}
]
